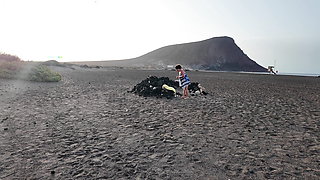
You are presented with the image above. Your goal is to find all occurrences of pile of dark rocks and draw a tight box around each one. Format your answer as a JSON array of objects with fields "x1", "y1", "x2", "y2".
[
  {"x1": 189, "y1": 82, "x2": 208, "y2": 95},
  {"x1": 130, "y1": 76, "x2": 179, "y2": 99},
  {"x1": 130, "y1": 76, "x2": 208, "y2": 98}
]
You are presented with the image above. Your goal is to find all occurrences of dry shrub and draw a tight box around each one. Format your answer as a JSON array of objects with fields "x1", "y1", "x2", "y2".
[
  {"x1": 0, "y1": 61, "x2": 23, "y2": 71},
  {"x1": 0, "y1": 53, "x2": 21, "y2": 62},
  {"x1": 0, "y1": 53, "x2": 23, "y2": 79}
]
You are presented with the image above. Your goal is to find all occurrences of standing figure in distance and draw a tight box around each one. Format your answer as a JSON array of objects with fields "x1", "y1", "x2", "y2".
[{"x1": 175, "y1": 64, "x2": 191, "y2": 98}]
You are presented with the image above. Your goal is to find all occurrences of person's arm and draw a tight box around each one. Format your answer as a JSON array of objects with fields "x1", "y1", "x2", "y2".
[
  {"x1": 180, "y1": 70, "x2": 186, "y2": 78},
  {"x1": 176, "y1": 71, "x2": 181, "y2": 79},
  {"x1": 176, "y1": 71, "x2": 184, "y2": 79}
]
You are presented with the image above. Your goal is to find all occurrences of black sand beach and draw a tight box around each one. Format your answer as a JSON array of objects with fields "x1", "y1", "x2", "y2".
[{"x1": 0, "y1": 67, "x2": 319, "y2": 179}]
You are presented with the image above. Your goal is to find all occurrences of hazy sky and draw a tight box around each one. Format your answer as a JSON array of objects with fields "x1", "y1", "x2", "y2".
[{"x1": 1, "y1": 0, "x2": 319, "y2": 74}]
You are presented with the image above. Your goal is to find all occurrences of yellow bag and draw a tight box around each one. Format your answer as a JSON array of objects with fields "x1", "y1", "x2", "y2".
[{"x1": 162, "y1": 84, "x2": 176, "y2": 93}]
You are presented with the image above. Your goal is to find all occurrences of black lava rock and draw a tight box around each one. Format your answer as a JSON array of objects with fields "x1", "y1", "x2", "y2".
[
  {"x1": 189, "y1": 82, "x2": 201, "y2": 93},
  {"x1": 130, "y1": 76, "x2": 207, "y2": 98},
  {"x1": 130, "y1": 76, "x2": 179, "y2": 99},
  {"x1": 189, "y1": 82, "x2": 208, "y2": 95}
]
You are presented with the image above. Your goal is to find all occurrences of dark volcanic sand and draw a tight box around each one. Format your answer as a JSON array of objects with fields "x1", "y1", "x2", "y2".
[{"x1": 0, "y1": 67, "x2": 319, "y2": 179}]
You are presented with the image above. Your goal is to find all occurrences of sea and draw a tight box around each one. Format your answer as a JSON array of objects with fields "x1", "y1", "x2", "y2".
[
  {"x1": 200, "y1": 70, "x2": 320, "y2": 77},
  {"x1": 244, "y1": 72, "x2": 320, "y2": 77},
  {"x1": 276, "y1": 72, "x2": 320, "y2": 77}
]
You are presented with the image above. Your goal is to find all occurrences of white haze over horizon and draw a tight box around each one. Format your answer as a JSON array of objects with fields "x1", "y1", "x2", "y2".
[{"x1": 0, "y1": 0, "x2": 319, "y2": 74}]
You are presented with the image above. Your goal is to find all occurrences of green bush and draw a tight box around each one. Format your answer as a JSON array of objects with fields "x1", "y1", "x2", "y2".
[{"x1": 27, "y1": 65, "x2": 62, "y2": 82}]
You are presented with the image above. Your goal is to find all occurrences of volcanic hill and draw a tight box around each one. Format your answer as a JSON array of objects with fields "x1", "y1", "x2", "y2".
[{"x1": 80, "y1": 36, "x2": 267, "y2": 72}]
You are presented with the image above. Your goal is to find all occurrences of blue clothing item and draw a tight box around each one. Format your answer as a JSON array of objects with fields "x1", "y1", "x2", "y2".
[{"x1": 180, "y1": 73, "x2": 191, "y2": 88}]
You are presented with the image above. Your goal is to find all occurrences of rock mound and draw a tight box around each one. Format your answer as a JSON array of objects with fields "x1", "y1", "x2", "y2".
[
  {"x1": 130, "y1": 76, "x2": 179, "y2": 99},
  {"x1": 130, "y1": 76, "x2": 208, "y2": 98}
]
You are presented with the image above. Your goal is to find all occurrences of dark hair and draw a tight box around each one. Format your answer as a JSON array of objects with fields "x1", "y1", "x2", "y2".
[{"x1": 175, "y1": 64, "x2": 182, "y2": 70}]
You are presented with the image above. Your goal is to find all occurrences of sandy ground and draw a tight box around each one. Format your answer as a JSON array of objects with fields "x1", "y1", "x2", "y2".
[{"x1": 0, "y1": 67, "x2": 319, "y2": 179}]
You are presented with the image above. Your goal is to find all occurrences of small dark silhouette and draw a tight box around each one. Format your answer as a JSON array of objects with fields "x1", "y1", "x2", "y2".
[{"x1": 268, "y1": 66, "x2": 277, "y2": 75}]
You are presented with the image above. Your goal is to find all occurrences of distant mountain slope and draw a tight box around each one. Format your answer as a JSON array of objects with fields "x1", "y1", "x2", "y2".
[{"x1": 80, "y1": 36, "x2": 267, "y2": 72}]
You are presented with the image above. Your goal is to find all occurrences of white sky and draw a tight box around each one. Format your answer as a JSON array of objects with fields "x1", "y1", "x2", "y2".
[{"x1": 0, "y1": 0, "x2": 319, "y2": 74}]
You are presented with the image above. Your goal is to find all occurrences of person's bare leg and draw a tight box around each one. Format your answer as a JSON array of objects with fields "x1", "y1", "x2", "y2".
[
  {"x1": 182, "y1": 87, "x2": 186, "y2": 98},
  {"x1": 182, "y1": 86, "x2": 189, "y2": 98},
  {"x1": 185, "y1": 86, "x2": 189, "y2": 97}
]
